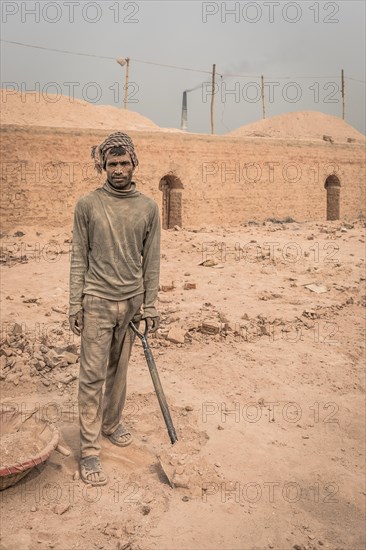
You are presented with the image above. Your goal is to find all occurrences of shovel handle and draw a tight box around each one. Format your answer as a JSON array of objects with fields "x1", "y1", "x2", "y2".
[
  {"x1": 129, "y1": 318, "x2": 149, "y2": 340},
  {"x1": 129, "y1": 320, "x2": 178, "y2": 445}
]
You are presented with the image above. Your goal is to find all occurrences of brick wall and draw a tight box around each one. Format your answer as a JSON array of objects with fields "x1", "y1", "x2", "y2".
[{"x1": 1, "y1": 125, "x2": 365, "y2": 231}]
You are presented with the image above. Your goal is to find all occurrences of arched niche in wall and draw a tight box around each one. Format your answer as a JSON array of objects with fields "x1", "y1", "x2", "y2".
[
  {"x1": 158, "y1": 174, "x2": 184, "y2": 229},
  {"x1": 324, "y1": 174, "x2": 341, "y2": 221}
]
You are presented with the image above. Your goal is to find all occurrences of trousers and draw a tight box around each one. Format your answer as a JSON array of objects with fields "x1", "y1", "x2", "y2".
[{"x1": 78, "y1": 292, "x2": 144, "y2": 458}]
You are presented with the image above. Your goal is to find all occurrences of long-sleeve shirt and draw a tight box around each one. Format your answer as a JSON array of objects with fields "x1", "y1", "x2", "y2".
[{"x1": 69, "y1": 180, "x2": 160, "y2": 318}]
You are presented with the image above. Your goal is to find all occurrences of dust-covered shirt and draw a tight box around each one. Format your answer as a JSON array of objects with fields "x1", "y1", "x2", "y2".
[{"x1": 69, "y1": 180, "x2": 160, "y2": 318}]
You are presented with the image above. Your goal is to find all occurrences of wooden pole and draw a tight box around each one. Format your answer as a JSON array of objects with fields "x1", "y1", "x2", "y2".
[
  {"x1": 211, "y1": 64, "x2": 216, "y2": 134},
  {"x1": 124, "y1": 57, "x2": 130, "y2": 110},
  {"x1": 261, "y1": 75, "x2": 265, "y2": 119},
  {"x1": 341, "y1": 69, "x2": 345, "y2": 120}
]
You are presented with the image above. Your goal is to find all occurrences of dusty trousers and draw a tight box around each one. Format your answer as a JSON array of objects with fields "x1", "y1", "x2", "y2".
[{"x1": 78, "y1": 293, "x2": 144, "y2": 458}]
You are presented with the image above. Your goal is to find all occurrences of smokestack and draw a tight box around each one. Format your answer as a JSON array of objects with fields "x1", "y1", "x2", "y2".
[{"x1": 181, "y1": 91, "x2": 188, "y2": 131}]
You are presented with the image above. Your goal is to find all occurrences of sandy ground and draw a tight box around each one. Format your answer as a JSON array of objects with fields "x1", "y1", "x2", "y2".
[{"x1": 0, "y1": 218, "x2": 365, "y2": 550}]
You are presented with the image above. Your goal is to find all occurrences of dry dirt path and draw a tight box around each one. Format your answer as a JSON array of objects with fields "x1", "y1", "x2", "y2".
[{"x1": 0, "y1": 220, "x2": 365, "y2": 550}]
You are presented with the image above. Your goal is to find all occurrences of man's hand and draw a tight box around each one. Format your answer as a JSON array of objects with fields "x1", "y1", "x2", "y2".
[
  {"x1": 69, "y1": 309, "x2": 84, "y2": 336},
  {"x1": 145, "y1": 316, "x2": 160, "y2": 333}
]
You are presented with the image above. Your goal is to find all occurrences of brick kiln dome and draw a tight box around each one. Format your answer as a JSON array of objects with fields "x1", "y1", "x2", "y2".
[
  {"x1": 227, "y1": 111, "x2": 365, "y2": 144},
  {"x1": 1, "y1": 90, "x2": 160, "y2": 132}
]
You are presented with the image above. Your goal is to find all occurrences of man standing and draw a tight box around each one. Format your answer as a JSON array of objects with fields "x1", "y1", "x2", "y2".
[{"x1": 69, "y1": 132, "x2": 160, "y2": 486}]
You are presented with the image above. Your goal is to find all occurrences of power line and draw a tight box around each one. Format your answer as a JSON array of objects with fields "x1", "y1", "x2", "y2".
[
  {"x1": 1, "y1": 39, "x2": 365, "y2": 83},
  {"x1": 221, "y1": 72, "x2": 365, "y2": 82},
  {"x1": 0, "y1": 39, "x2": 215, "y2": 75},
  {"x1": 346, "y1": 76, "x2": 366, "y2": 84},
  {"x1": 1, "y1": 39, "x2": 115, "y2": 60},
  {"x1": 131, "y1": 59, "x2": 213, "y2": 75}
]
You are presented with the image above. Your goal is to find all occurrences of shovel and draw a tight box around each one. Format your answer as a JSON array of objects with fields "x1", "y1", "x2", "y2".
[{"x1": 129, "y1": 319, "x2": 178, "y2": 445}]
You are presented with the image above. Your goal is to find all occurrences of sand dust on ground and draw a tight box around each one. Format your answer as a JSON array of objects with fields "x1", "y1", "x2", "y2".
[{"x1": 0, "y1": 218, "x2": 365, "y2": 550}]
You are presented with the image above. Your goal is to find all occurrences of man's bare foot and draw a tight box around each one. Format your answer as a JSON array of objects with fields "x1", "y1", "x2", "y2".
[{"x1": 80, "y1": 456, "x2": 108, "y2": 486}]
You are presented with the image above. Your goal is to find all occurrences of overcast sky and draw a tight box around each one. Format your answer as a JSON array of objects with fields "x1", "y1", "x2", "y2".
[{"x1": 1, "y1": 0, "x2": 365, "y2": 134}]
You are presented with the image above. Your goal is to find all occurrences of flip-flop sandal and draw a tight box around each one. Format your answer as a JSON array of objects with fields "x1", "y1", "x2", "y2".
[
  {"x1": 80, "y1": 455, "x2": 108, "y2": 486},
  {"x1": 102, "y1": 424, "x2": 133, "y2": 447}
]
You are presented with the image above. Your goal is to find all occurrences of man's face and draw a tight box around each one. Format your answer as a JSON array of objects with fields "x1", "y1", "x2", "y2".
[{"x1": 105, "y1": 152, "x2": 134, "y2": 190}]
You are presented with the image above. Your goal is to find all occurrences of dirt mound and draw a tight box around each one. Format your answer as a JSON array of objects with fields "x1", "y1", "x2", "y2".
[
  {"x1": 0, "y1": 90, "x2": 161, "y2": 132},
  {"x1": 227, "y1": 111, "x2": 366, "y2": 143}
]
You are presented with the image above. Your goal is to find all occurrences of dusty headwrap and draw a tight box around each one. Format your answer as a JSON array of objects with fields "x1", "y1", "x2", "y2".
[{"x1": 91, "y1": 132, "x2": 139, "y2": 174}]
